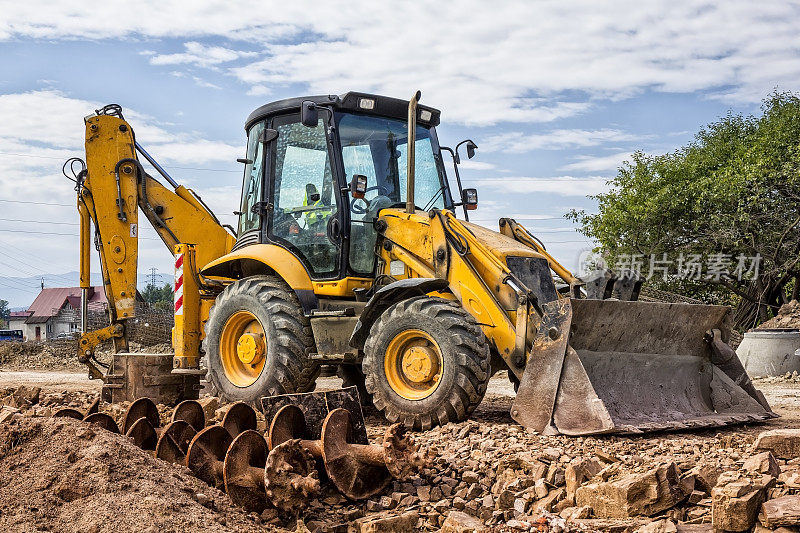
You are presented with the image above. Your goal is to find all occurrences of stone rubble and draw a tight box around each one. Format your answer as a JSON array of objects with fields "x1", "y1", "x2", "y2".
[{"x1": 4, "y1": 387, "x2": 800, "y2": 532}]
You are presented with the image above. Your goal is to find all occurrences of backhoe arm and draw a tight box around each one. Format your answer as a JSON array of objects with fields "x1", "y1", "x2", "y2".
[
  {"x1": 498, "y1": 218, "x2": 583, "y2": 294},
  {"x1": 76, "y1": 107, "x2": 235, "y2": 377}
]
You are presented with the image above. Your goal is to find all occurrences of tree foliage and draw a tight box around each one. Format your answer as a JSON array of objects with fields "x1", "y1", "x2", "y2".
[
  {"x1": 0, "y1": 299, "x2": 8, "y2": 328},
  {"x1": 141, "y1": 283, "x2": 173, "y2": 312},
  {"x1": 569, "y1": 92, "x2": 800, "y2": 329}
]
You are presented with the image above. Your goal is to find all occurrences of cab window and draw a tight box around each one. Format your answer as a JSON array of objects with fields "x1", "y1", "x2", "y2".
[{"x1": 269, "y1": 116, "x2": 340, "y2": 276}]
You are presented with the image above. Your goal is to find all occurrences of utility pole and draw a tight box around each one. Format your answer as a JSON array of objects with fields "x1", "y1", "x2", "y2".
[
  {"x1": 40, "y1": 277, "x2": 44, "y2": 291},
  {"x1": 148, "y1": 267, "x2": 158, "y2": 287}
]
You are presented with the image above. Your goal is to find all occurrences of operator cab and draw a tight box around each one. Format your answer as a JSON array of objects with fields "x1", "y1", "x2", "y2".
[{"x1": 236, "y1": 92, "x2": 455, "y2": 281}]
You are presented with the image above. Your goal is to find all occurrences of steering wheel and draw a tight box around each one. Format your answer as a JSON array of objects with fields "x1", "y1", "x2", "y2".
[
  {"x1": 273, "y1": 209, "x2": 301, "y2": 235},
  {"x1": 350, "y1": 186, "x2": 383, "y2": 215}
]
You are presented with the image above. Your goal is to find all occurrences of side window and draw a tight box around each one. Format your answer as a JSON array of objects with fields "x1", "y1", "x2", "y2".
[
  {"x1": 238, "y1": 122, "x2": 265, "y2": 235},
  {"x1": 271, "y1": 118, "x2": 340, "y2": 276}
]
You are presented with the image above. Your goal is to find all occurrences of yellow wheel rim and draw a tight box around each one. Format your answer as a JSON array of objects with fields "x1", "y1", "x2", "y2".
[
  {"x1": 384, "y1": 329, "x2": 443, "y2": 400},
  {"x1": 220, "y1": 310, "x2": 266, "y2": 387}
]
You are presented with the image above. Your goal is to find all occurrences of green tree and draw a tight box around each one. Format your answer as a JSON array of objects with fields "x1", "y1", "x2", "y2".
[
  {"x1": 569, "y1": 91, "x2": 800, "y2": 330},
  {"x1": 0, "y1": 299, "x2": 9, "y2": 328},
  {"x1": 141, "y1": 283, "x2": 173, "y2": 312}
]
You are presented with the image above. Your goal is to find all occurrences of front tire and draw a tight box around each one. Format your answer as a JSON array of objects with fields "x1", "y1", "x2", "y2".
[
  {"x1": 204, "y1": 275, "x2": 319, "y2": 403},
  {"x1": 363, "y1": 296, "x2": 490, "y2": 430}
]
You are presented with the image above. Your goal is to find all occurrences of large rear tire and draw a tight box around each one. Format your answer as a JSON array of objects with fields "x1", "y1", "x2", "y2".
[
  {"x1": 362, "y1": 296, "x2": 490, "y2": 430},
  {"x1": 204, "y1": 275, "x2": 319, "y2": 403}
]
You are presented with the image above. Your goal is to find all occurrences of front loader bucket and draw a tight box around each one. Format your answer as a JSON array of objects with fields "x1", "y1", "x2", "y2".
[{"x1": 511, "y1": 299, "x2": 777, "y2": 436}]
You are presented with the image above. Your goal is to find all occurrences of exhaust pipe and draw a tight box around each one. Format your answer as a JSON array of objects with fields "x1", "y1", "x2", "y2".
[{"x1": 406, "y1": 90, "x2": 421, "y2": 214}]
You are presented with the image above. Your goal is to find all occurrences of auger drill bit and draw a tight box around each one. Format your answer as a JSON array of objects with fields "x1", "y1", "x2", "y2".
[
  {"x1": 53, "y1": 397, "x2": 120, "y2": 433},
  {"x1": 186, "y1": 425, "x2": 232, "y2": 488},
  {"x1": 121, "y1": 398, "x2": 208, "y2": 464},
  {"x1": 172, "y1": 399, "x2": 206, "y2": 432},
  {"x1": 185, "y1": 402, "x2": 257, "y2": 487},
  {"x1": 122, "y1": 397, "x2": 162, "y2": 451},
  {"x1": 221, "y1": 402, "x2": 258, "y2": 436},
  {"x1": 222, "y1": 430, "x2": 320, "y2": 513},
  {"x1": 268, "y1": 406, "x2": 425, "y2": 500},
  {"x1": 264, "y1": 439, "x2": 320, "y2": 513}
]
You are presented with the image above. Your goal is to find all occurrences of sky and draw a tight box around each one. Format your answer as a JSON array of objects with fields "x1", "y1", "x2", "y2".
[{"x1": 0, "y1": 1, "x2": 799, "y2": 307}]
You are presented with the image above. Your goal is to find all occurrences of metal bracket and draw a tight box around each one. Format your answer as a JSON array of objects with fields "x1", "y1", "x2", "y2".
[{"x1": 77, "y1": 323, "x2": 124, "y2": 380}]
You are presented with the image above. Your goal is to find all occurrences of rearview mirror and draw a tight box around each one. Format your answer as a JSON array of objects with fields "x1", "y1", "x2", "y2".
[
  {"x1": 301, "y1": 101, "x2": 318, "y2": 127},
  {"x1": 462, "y1": 188, "x2": 478, "y2": 210},
  {"x1": 466, "y1": 140, "x2": 477, "y2": 159}
]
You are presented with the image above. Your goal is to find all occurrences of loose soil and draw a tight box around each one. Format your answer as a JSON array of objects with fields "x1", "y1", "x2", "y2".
[
  {"x1": 2, "y1": 366, "x2": 800, "y2": 531},
  {"x1": 757, "y1": 300, "x2": 800, "y2": 330}
]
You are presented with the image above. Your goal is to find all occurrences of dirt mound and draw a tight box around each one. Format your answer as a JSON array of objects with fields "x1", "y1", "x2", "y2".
[
  {"x1": 0, "y1": 340, "x2": 168, "y2": 372},
  {"x1": 0, "y1": 416, "x2": 278, "y2": 533},
  {"x1": 0, "y1": 341, "x2": 86, "y2": 371},
  {"x1": 757, "y1": 300, "x2": 800, "y2": 330}
]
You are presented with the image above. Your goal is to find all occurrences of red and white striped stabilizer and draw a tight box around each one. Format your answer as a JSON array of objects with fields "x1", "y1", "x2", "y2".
[{"x1": 174, "y1": 253, "x2": 184, "y2": 315}]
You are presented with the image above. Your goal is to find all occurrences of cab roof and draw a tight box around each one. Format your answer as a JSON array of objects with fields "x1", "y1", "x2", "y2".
[{"x1": 245, "y1": 91, "x2": 441, "y2": 131}]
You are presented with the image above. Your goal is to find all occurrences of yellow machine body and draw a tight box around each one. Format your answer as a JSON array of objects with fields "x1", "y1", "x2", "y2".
[{"x1": 73, "y1": 97, "x2": 774, "y2": 435}]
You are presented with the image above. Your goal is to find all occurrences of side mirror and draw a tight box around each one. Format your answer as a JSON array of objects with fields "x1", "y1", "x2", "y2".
[
  {"x1": 462, "y1": 188, "x2": 478, "y2": 210},
  {"x1": 301, "y1": 101, "x2": 318, "y2": 127},
  {"x1": 350, "y1": 174, "x2": 368, "y2": 199},
  {"x1": 466, "y1": 140, "x2": 477, "y2": 159}
]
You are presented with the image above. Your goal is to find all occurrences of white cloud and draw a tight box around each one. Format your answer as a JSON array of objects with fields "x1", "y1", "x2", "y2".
[
  {"x1": 0, "y1": 90, "x2": 239, "y2": 164},
  {"x1": 0, "y1": 89, "x2": 246, "y2": 284},
  {"x1": 0, "y1": 2, "x2": 797, "y2": 125},
  {"x1": 246, "y1": 85, "x2": 272, "y2": 97},
  {"x1": 474, "y1": 176, "x2": 611, "y2": 196},
  {"x1": 560, "y1": 152, "x2": 631, "y2": 173},
  {"x1": 147, "y1": 41, "x2": 257, "y2": 68},
  {"x1": 457, "y1": 160, "x2": 495, "y2": 171},
  {"x1": 481, "y1": 129, "x2": 643, "y2": 153}
]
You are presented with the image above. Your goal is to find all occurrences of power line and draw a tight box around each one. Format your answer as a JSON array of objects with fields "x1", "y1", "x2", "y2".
[
  {"x1": 0, "y1": 151, "x2": 240, "y2": 173},
  {"x1": 0, "y1": 228, "x2": 162, "y2": 241},
  {"x1": 0, "y1": 198, "x2": 72, "y2": 207},
  {"x1": 0, "y1": 217, "x2": 79, "y2": 226},
  {"x1": 0, "y1": 238, "x2": 75, "y2": 275},
  {"x1": 0, "y1": 228, "x2": 77, "y2": 236},
  {"x1": 0, "y1": 246, "x2": 77, "y2": 285}
]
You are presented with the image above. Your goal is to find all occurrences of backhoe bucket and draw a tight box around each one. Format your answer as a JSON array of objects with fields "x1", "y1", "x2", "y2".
[{"x1": 511, "y1": 299, "x2": 776, "y2": 435}]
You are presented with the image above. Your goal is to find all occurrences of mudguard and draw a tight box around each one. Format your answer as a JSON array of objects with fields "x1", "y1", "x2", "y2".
[{"x1": 349, "y1": 278, "x2": 449, "y2": 350}]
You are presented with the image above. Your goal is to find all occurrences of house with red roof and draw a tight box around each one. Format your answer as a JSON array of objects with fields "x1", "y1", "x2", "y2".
[{"x1": 7, "y1": 286, "x2": 108, "y2": 341}]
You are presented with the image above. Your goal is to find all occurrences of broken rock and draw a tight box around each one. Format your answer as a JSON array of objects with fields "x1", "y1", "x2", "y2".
[
  {"x1": 565, "y1": 457, "x2": 604, "y2": 503},
  {"x1": 744, "y1": 451, "x2": 781, "y2": 477},
  {"x1": 0, "y1": 406, "x2": 20, "y2": 424},
  {"x1": 559, "y1": 506, "x2": 592, "y2": 521},
  {"x1": 754, "y1": 429, "x2": 800, "y2": 460},
  {"x1": 634, "y1": 518, "x2": 677, "y2": 533},
  {"x1": 12, "y1": 385, "x2": 41, "y2": 406},
  {"x1": 684, "y1": 462, "x2": 721, "y2": 494},
  {"x1": 349, "y1": 510, "x2": 419, "y2": 533},
  {"x1": 575, "y1": 463, "x2": 687, "y2": 518},
  {"x1": 759, "y1": 494, "x2": 800, "y2": 528},
  {"x1": 439, "y1": 511, "x2": 485, "y2": 533},
  {"x1": 711, "y1": 474, "x2": 768, "y2": 532}
]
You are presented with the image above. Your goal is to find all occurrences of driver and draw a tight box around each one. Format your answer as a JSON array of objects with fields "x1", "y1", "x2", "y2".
[{"x1": 303, "y1": 183, "x2": 325, "y2": 229}]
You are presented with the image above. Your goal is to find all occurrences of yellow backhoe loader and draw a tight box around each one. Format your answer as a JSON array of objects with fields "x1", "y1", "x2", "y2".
[{"x1": 70, "y1": 93, "x2": 775, "y2": 435}]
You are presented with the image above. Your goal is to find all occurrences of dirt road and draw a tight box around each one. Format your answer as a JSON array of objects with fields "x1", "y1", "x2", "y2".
[
  {"x1": 0, "y1": 370, "x2": 101, "y2": 392},
  {"x1": 3, "y1": 369, "x2": 797, "y2": 427}
]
